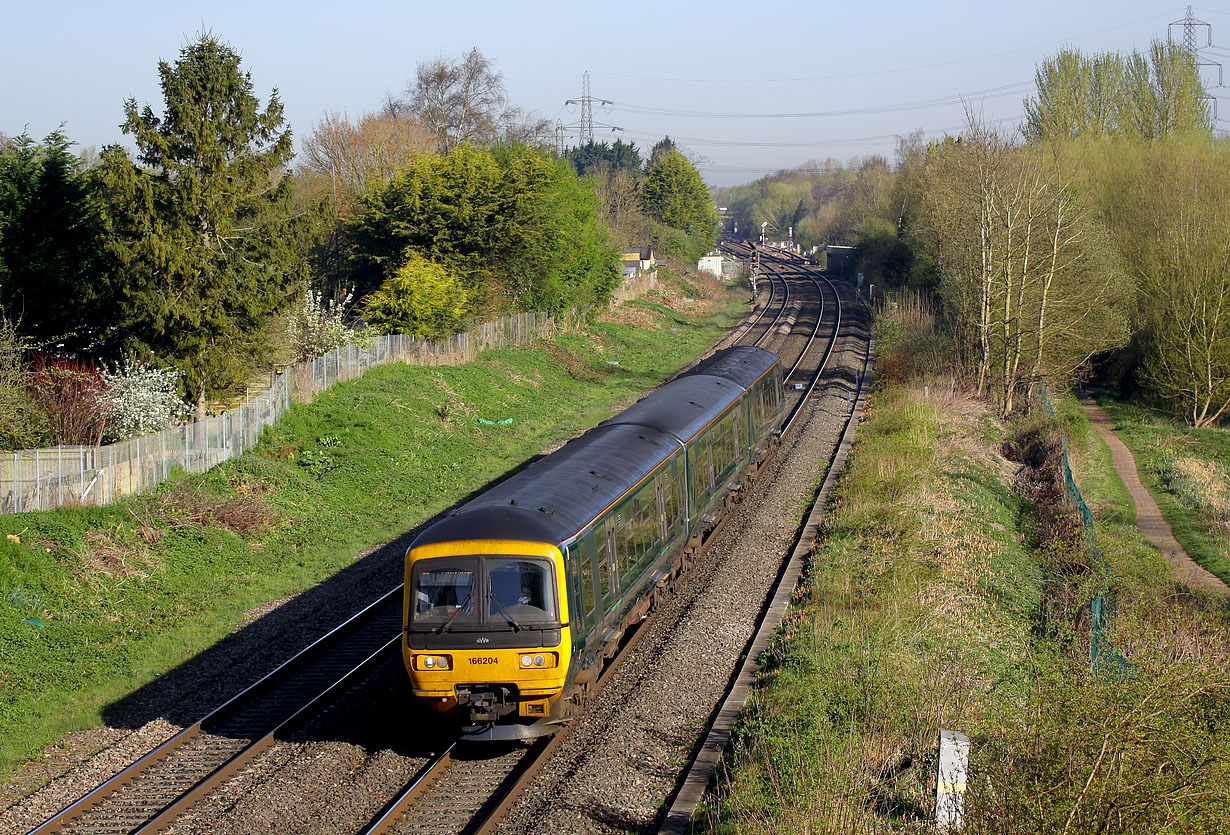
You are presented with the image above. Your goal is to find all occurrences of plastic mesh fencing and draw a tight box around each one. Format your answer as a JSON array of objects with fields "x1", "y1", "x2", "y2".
[{"x1": 1040, "y1": 386, "x2": 1127, "y2": 674}]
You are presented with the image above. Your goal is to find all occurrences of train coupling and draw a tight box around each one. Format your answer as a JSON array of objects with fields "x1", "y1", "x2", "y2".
[{"x1": 457, "y1": 683, "x2": 518, "y2": 724}]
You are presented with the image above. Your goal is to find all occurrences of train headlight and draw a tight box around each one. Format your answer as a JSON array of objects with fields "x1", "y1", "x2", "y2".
[
  {"x1": 417, "y1": 655, "x2": 451, "y2": 671},
  {"x1": 519, "y1": 652, "x2": 557, "y2": 669}
]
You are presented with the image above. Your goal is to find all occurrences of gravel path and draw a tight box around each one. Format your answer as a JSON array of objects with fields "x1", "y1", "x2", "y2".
[{"x1": 1081, "y1": 396, "x2": 1230, "y2": 594}]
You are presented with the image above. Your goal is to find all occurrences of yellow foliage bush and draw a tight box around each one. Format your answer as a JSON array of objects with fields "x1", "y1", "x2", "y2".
[{"x1": 361, "y1": 251, "x2": 468, "y2": 339}]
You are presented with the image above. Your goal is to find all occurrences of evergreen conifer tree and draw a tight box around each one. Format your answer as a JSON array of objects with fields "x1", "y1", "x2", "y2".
[{"x1": 98, "y1": 33, "x2": 308, "y2": 413}]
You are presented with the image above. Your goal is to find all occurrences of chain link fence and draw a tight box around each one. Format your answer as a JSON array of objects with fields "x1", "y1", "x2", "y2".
[{"x1": 1, "y1": 308, "x2": 593, "y2": 514}]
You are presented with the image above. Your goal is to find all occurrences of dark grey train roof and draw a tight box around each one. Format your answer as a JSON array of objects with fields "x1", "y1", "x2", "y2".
[
  {"x1": 598, "y1": 375, "x2": 743, "y2": 444},
  {"x1": 685, "y1": 345, "x2": 780, "y2": 389},
  {"x1": 411, "y1": 424, "x2": 681, "y2": 548},
  {"x1": 410, "y1": 345, "x2": 781, "y2": 550}
]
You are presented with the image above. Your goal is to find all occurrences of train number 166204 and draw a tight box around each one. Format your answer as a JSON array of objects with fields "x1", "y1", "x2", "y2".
[{"x1": 469, "y1": 656, "x2": 498, "y2": 665}]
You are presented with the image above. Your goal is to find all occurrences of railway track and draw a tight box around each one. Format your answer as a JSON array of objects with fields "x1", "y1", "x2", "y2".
[
  {"x1": 356, "y1": 251, "x2": 851, "y2": 835},
  {"x1": 27, "y1": 591, "x2": 406, "y2": 834},
  {"x1": 24, "y1": 251, "x2": 860, "y2": 835}
]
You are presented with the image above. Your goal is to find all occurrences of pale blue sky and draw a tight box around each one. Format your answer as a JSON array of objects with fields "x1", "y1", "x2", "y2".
[{"x1": 3, "y1": 2, "x2": 1227, "y2": 185}]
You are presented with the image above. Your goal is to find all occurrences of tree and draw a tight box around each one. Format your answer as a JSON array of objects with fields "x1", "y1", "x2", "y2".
[
  {"x1": 390, "y1": 48, "x2": 550, "y2": 153},
  {"x1": 642, "y1": 147, "x2": 719, "y2": 256},
  {"x1": 566, "y1": 139, "x2": 642, "y2": 177},
  {"x1": 96, "y1": 33, "x2": 308, "y2": 415},
  {"x1": 348, "y1": 143, "x2": 618, "y2": 313},
  {"x1": 299, "y1": 109, "x2": 432, "y2": 212},
  {"x1": 1024, "y1": 41, "x2": 1210, "y2": 143},
  {"x1": 0, "y1": 130, "x2": 110, "y2": 349},
  {"x1": 917, "y1": 120, "x2": 1133, "y2": 412},
  {"x1": 1098, "y1": 137, "x2": 1230, "y2": 425}
]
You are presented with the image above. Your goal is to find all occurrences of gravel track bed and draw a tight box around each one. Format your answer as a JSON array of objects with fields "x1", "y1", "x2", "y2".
[
  {"x1": 166, "y1": 660, "x2": 442, "y2": 835},
  {"x1": 498, "y1": 294, "x2": 868, "y2": 834}
]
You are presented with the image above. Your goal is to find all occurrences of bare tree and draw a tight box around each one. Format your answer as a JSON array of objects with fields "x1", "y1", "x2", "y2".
[
  {"x1": 919, "y1": 117, "x2": 1133, "y2": 412},
  {"x1": 387, "y1": 48, "x2": 550, "y2": 153},
  {"x1": 300, "y1": 110, "x2": 431, "y2": 210}
]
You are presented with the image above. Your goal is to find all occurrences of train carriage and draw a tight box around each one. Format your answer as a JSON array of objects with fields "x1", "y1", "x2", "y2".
[{"x1": 402, "y1": 346, "x2": 785, "y2": 740}]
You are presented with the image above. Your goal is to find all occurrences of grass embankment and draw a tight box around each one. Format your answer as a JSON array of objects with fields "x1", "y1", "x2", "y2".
[
  {"x1": 0, "y1": 278, "x2": 742, "y2": 778},
  {"x1": 701, "y1": 320, "x2": 1229, "y2": 832},
  {"x1": 1094, "y1": 395, "x2": 1230, "y2": 584}
]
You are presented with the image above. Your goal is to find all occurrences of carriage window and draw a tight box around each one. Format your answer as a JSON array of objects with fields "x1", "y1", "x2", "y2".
[
  {"x1": 597, "y1": 532, "x2": 612, "y2": 598},
  {"x1": 580, "y1": 549, "x2": 595, "y2": 615}
]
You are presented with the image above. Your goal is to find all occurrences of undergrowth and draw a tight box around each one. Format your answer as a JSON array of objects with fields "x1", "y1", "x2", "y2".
[{"x1": 698, "y1": 383, "x2": 1230, "y2": 834}]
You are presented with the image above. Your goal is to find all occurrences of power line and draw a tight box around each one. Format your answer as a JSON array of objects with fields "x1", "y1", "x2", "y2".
[
  {"x1": 593, "y1": 11, "x2": 1179, "y2": 85},
  {"x1": 609, "y1": 82, "x2": 1033, "y2": 120},
  {"x1": 618, "y1": 116, "x2": 1026, "y2": 150}
]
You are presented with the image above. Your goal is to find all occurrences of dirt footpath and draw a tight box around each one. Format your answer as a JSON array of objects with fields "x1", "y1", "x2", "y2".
[{"x1": 1080, "y1": 396, "x2": 1230, "y2": 595}]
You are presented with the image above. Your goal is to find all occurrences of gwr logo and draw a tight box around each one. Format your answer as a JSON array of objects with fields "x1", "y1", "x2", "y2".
[{"x1": 475, "y1": 636, "x2": 490, "y2": 644}]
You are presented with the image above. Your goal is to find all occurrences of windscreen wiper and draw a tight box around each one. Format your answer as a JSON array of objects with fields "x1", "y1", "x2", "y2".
[
  {"x1": 433, "y1": 591, "x2": 473, "y2": 633},
  {"x1": 488, "y1": 593, "x2": 522, "y2": 631}
]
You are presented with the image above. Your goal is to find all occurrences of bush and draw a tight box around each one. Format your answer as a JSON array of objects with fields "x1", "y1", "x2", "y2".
[
  {"x1": 285, "y1": 286, "x2": 357, "y2": 363},
  {"x1": 361, "y1": 252, "x2": 467, "y2": 339},
  {"x1": 25, "y1": 355, "x2": 108, "y2": 445},
  {"x1": 0, "y1": 317, "x2": 45, "y2": 449},
  {"x1": 100, "y1": 361, "x2": 191, "y2": 442}
]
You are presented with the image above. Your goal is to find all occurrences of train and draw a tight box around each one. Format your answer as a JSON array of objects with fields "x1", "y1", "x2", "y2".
[{"x1": 401, "y1": 346, "x2": 785, "y2": 741}]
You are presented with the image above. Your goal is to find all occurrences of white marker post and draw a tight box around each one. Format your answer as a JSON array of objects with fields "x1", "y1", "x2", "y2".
[{"x1": 936, "y1": 729, "x2": 970, "y2": 829}]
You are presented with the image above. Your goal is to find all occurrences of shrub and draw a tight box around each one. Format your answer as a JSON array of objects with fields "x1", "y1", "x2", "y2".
[
  {"x1": 100, "y1": 361, "x2": 191, "y2": 442},
  {"x1": 25, "y1": 355, "x2": 108, "y2": 445},
  {"x1": 361, "y1": 251, "x2": 468, "y2": 339},
  {"x1": 285, "y1": 286, "x2": 357, "y2": 362},
  {"x1": 0, "y1": 317, "x2": 45, "y2": 449}
]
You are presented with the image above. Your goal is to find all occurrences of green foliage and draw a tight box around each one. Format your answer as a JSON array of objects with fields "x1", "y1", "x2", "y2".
[
  {"x1": 852, "y1": 216, "x2": 914, "y2": 287},
  {"x1": 361, "y1": 251, "x2": 467, "y2": 337},
  {"x1": 1085, "y1": 135, "x2": 1230, "y2": 425},
  {"x1": 565, "y1": 139, "x2": 642, "y2": 177},
  {"x1": 96, "y1": 33, "x2": 309, "y2": 412},
  {"x1": 642, "y1": 149, "x2": 716, "y2": 231},
  {"x1": 0, "y1": 316, "x2": 46, "y2": 449},
  {"x1": 1025, "y1": 41, "x2": 1211, "y2": 142},
  {"x1": 716, "y1": 155, "x2": 906, "y2": 254},
  {"x1": 0, "y1": 131, "x2": 111, "y2": 350},
  {"x1": 347, "y1": 143, "x2": 619, "y2": 314}
]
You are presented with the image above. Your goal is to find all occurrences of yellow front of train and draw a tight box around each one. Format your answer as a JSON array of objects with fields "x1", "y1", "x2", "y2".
[{"x1": 402, "y1": 538, "x2": 573, "y2": 740}]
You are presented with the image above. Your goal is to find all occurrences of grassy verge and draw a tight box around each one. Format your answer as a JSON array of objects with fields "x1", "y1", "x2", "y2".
[
  {"x1": 0, "y1": 278, "x2": 743, "y2": 777},
  {"x1": 698, "y1": 383, "x2": 1230, "y2": 833},
  {"x1": 1093, "y1": 395, "x2": 1230, "y2": 584}
]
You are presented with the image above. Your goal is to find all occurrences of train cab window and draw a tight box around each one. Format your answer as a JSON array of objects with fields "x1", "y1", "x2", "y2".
[
  {"x1": 488, "y1": 559, "x2": 557, "y2": 623},
  {"x1": 411, "y1": 559, "x2": 478, "y2": 624}
]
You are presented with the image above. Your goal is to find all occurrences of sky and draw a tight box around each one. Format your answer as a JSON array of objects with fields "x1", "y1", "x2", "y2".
[{"x1": 3, "y1": 1, "x2": 1228, "y2": 187}]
